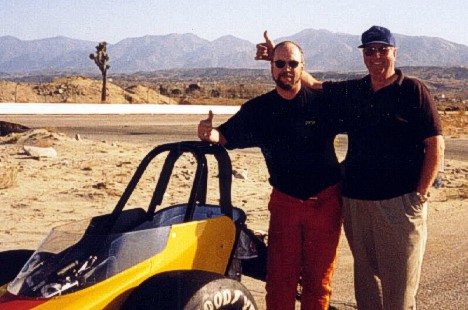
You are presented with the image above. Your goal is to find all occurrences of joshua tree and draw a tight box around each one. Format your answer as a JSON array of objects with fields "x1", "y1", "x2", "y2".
[{"x1": 89, "y1": 42, "x2": 110, "y2": 103}]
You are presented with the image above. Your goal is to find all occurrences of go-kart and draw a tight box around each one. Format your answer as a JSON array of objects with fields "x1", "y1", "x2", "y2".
[{"x1": 0, "y1": 141, "x2": 267, "y2": 309}]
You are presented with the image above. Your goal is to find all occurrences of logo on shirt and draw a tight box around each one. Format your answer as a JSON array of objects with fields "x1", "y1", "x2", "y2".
[
  {"x1": 305, "y1": 120, "x2": 316, "y2": 126},
  {"x1": 395, "y1": 114, "x2": 409, "y2": 123}
]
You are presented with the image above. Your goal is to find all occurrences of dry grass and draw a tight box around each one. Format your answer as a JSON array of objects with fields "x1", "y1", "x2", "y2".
[
  {"x1": 0, "y1": 164, "x2": 18, "y2": 189},
  {"x1": 439, "y1": 110, "x2": 468, "y2": 138}
]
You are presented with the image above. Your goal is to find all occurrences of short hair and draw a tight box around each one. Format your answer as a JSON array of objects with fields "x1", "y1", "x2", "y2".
[{"x1": 272, "y1": 41, "x2": 304, "y2": 63}]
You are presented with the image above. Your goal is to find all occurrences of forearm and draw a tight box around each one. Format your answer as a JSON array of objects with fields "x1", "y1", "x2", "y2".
[
  {"x1": 302, "y1": 71, "x2": 323, "y2": 89},
  {"x1": 416, "y1": 135, "x2": 444, "y2": 195},
  {"x1": 215, "y1": 129, "x2": 228, "y2": 146},
  {"x1": 200, "y1": 127, "x2": 227, "y2": 146}
]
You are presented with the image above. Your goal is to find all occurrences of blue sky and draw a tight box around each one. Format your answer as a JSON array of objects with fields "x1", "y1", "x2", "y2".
[{"x1": 1, "y1": 0, "x2": 467, "y2": 46}]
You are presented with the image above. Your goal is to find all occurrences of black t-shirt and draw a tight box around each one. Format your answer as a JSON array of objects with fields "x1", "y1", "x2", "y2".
[
  {"x1": 218, "y1": 87, "x2": 343, "y2": 200},
  {"x1": 323, "y1": 69, "x2": 442, "y2": 200}
]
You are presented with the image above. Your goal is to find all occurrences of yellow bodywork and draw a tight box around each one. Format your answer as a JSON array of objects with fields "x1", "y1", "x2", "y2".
[{"x1": 32, "y1": 216, "x2": 236, "y2": 309}]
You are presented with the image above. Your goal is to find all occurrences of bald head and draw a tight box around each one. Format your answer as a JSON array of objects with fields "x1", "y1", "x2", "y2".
[
  {"x1": 272, "y1": 41, "x2": 305, "y2": 64},
  {"x1": 271, "y1": 41, "x2": 304, "y2": 94}
]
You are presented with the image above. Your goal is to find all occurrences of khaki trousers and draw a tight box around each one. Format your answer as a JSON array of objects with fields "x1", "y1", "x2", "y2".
[{"x1": 343, "y1": 192, "x2": 428, "y2": 310}]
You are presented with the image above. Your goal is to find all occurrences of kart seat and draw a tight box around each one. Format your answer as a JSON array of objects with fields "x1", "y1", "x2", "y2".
[
  {"x1": 85, "y1": 208, "x2": 148, "y2": 235},
  {"x1": 135, "y1": 204, "x2": 246, "y2": 231}
]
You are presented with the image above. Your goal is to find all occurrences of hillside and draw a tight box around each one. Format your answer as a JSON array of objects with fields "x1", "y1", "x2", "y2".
[
  {"x1": 1, "y1": 29, "x2": 467, "y2": 73},
  {"x1": 0, "y1": 76, "x2": 177, "y2": 104}
]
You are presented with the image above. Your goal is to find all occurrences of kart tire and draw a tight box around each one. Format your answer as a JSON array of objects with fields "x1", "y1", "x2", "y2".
[
  {"x1": 0, "y1": 249, "x2": 34, "y2": 286},
  {"x1": 122, "y1": 270, "x2": 257, "y2": 310}
]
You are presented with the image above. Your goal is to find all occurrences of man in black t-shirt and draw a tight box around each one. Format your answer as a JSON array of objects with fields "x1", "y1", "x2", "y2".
[
  {"x1": 256, "y1": 26, "x2": 444, "y2": 310},
  {"x1": 199, "y1": 41, "x2": 343, "y2": 310}
]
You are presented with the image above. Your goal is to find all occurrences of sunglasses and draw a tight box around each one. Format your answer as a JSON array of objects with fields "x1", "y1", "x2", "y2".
[
  {"x1": 274, "y1": 60, "x2": 301, "y2": 69},
  {"x1": 363, "y1": 46, "x2": 392, "y2": 57}
]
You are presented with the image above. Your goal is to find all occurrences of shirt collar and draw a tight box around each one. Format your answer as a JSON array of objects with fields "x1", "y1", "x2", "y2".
[
  {"x1": 394, "y1": 69, "x2": 404, "y2": 86},
  {"x1": 362, "y1": 68, "x2": 404, "y2": 90}
]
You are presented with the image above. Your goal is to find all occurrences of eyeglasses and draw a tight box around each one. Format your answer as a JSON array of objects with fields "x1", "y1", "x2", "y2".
[
  {"x1": 363, "y1": 46, "x2": 392, "y2": 57},
  {"x1": 274, "y1": 60, "x2": 301, "y2": 69}
]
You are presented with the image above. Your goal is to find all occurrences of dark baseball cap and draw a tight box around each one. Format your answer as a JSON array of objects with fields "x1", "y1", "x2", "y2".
[{"x1": 358, "y1": 26, "x2": 396, "y2": 48}]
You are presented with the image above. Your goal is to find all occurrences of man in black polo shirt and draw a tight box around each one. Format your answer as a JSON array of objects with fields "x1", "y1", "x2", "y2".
[
  {"x1": 199, "y1": 41, "x2": 343, "y2": 310},
  {"x1": 256, "y1": 26, "x2": 444, "y2": 309}
]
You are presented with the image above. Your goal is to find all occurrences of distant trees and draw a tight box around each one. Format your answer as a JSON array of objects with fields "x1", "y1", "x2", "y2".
[
  {"x1": 151, "y1": 82, "x2": 268, "y2": 100},
  {"x1": 89, "y1": 42, "x2": 110, "y2": 103}
]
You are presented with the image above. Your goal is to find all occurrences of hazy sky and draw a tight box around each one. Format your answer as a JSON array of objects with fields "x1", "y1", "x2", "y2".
[{"x1": 1, "y1": 0, "x2": 467, "y2": 46}]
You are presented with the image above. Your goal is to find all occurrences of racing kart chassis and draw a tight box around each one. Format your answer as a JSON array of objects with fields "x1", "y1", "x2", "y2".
[{"x1": 0, "y1": 141, "x2": 267, "y2": 309}]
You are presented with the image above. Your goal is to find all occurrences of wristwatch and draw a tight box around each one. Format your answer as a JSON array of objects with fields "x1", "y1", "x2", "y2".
[{"x1": 416, "y1": 192, "x2": 430, "y2": 203}]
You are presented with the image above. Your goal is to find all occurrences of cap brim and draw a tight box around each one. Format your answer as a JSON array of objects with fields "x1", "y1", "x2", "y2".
[{"x1": 358, "y1": 41, "x2": 395, "y2": 48}]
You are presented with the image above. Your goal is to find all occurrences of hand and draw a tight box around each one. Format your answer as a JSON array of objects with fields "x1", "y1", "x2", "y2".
[
  {"x1": 198, "y1": 110, "x2": 215, "y2": 141},
  {"x1": 255, "y1": 31, "x2": 275, "y2": 61}
]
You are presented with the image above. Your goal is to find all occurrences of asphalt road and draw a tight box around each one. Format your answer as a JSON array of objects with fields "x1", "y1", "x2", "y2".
[{"x1": 1, "y1": 114, "x2": 466, "y2": 161}]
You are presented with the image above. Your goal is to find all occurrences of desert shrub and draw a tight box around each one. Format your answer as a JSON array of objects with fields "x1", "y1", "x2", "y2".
[{"x1": 0, "y1": 164, "x2": 18, "y2": 189}]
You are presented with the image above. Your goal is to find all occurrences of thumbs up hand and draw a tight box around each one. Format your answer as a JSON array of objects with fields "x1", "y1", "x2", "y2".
[
  {"x1": 255, "y1": 31, "x2": 275, "y2": 61},
  {"x1": 198, "y1": 110, "x2": 216, "y2": 142}
]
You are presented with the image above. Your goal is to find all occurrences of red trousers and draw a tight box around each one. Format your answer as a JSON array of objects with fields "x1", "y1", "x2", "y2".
[{"x1": 265, "y1": 184, "x2": 343, "y2": 310}]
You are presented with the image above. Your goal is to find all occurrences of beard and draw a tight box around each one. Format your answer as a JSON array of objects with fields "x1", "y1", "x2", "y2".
[{"x1": 274, "y1": 73, "x2": 297, "y2": 90}]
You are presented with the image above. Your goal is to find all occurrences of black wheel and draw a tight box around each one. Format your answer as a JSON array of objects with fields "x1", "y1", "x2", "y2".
[
  {"x1": 122, "y1": 270, "x2": 257, "y2": 310},
  {"x1": 0, "y1": 249, "x2": 34, "y2": 286}
]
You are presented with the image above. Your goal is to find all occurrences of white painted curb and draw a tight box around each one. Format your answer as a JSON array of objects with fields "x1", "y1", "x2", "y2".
[{"x1": 0, "y1": 103, "x2": 240, "y2": 115}]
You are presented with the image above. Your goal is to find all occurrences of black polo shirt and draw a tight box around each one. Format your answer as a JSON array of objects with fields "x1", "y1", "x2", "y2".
[
  {"x1": 323, "y1": 69, "x2": 442, "y2": 200},
  {"x1": 218, "y1": 87, "x2": 343, "y2": 200}
]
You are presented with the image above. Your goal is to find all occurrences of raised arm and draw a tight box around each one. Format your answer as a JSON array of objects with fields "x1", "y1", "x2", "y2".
[{"x1": 301, "y1": 72, "x2": 323, "y2": 89}]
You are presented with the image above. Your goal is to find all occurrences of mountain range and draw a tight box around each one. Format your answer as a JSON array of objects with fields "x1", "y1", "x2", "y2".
[{"x1": 0, "y1": 29, "x2": 467, "y2": 74}]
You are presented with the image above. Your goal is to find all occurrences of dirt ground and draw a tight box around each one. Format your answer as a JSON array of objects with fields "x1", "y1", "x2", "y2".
[{"x1": 0, "y1": 114, "x2": 466, "y2": 309}]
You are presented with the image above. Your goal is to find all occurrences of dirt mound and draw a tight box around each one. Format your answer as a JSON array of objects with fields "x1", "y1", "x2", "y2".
[
  {"x1": 0, "y1": 121, "x2": 30, "y2": 136},
  {"x1": 0, "y1": 76, "x2": 177, "y2": 104},
  {"x1": 124, "y1": 84, "x2": 177, "y2": 104},
  {"x1": 0, "y1": 128, "x2": 74, "y2": 147}
]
